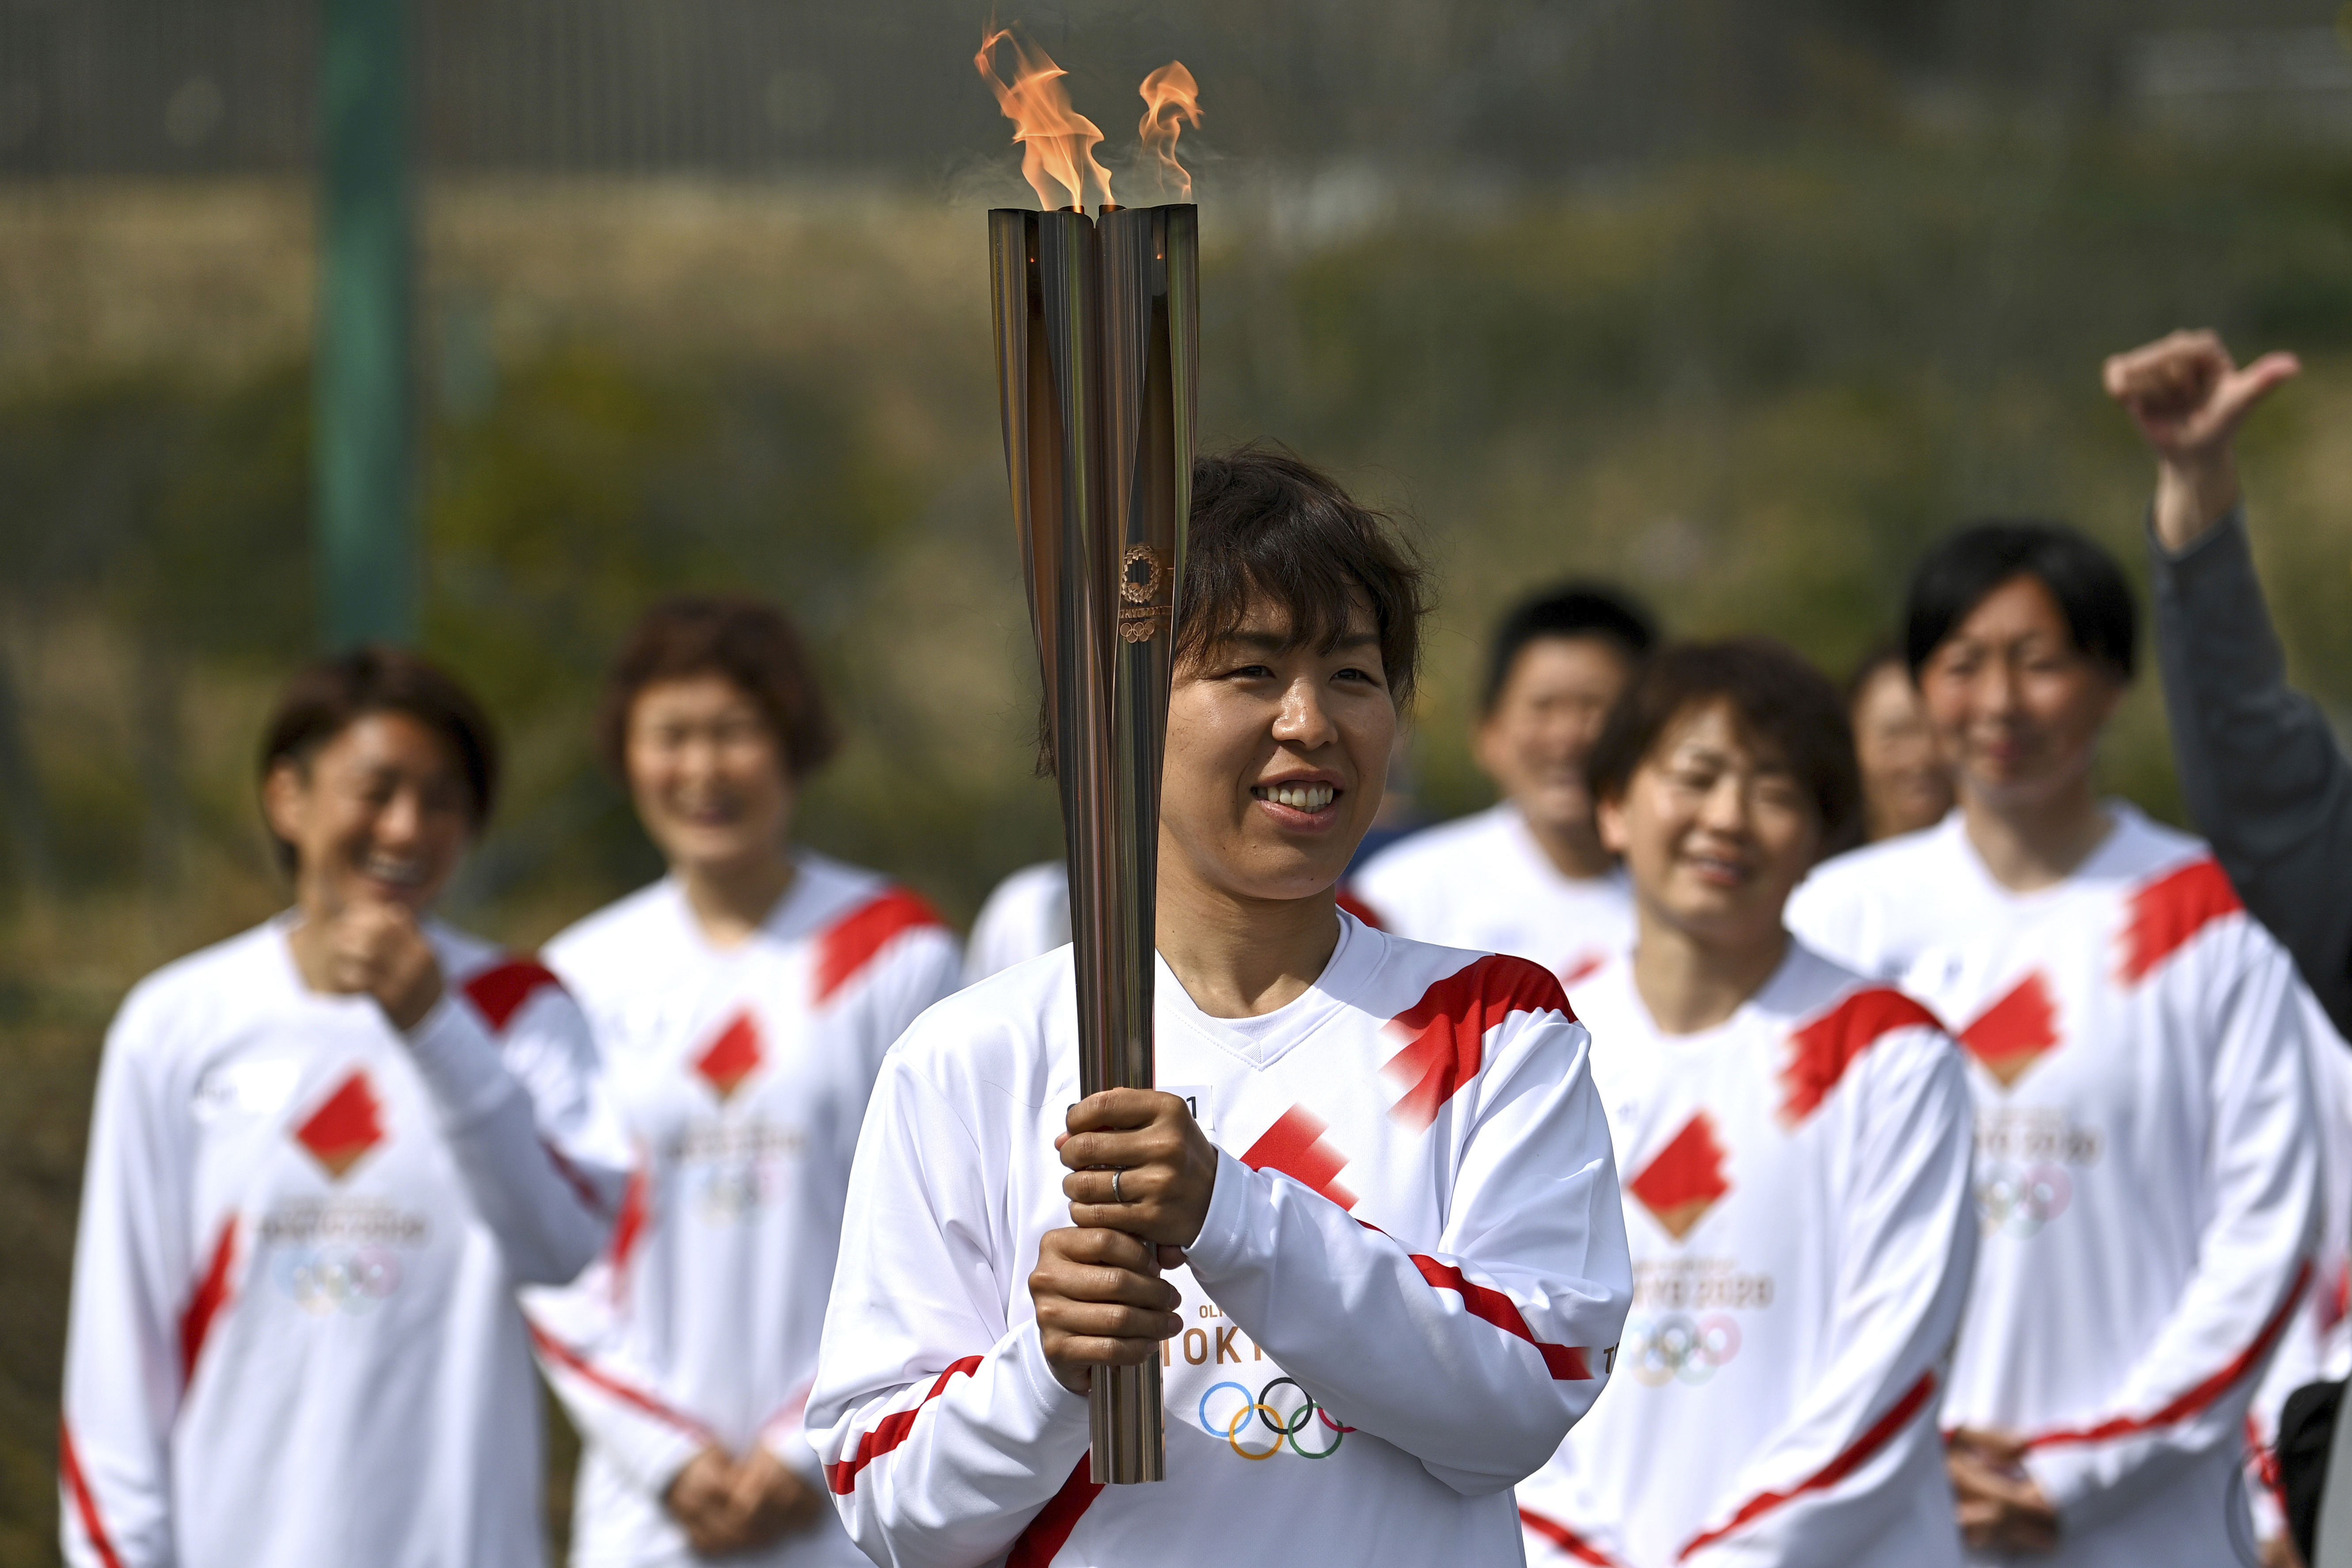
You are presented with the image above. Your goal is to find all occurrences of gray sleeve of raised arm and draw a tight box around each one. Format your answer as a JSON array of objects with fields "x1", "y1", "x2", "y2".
[{"x1": 2150, "y1": 509, "x2": 2352, "y2": 1038}]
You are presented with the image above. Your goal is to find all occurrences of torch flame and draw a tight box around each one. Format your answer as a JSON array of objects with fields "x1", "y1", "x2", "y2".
[
  {"x1": 1137, "y1": 62, "x2": 1201, "y2": 202},
  {"x1": 975, "y1": 24, "x2": 1115, "y2": 212}
]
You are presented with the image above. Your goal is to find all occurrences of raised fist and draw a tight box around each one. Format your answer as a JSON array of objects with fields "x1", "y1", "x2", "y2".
[
  {"x1": 2102, "y1": 329, "x2": 2300, "y2": 548},
  {"x1": 316, "y1": 900, "x2": 445, "y2": 1030}
]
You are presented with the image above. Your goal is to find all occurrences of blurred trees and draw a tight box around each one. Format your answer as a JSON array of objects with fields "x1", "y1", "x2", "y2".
[{"x1": 8, "y1": 20, "x2": 2352, "y2": 1554}]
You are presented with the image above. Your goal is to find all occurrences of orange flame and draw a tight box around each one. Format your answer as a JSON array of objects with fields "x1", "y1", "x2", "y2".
[
  {"x1": 975, "y1": 25, "x2": 1115, "y2": 211},
  {"x1": 1137, "y1": 62, "x2": 1201, "y2": 202}
]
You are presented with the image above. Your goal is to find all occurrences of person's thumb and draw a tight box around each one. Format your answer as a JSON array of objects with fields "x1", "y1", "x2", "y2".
[{"x1": 2216, "y1": 351, "x2": 2302, "y2": 426}]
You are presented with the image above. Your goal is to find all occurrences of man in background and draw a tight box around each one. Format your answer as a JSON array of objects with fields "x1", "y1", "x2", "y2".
[{"x1": 1351, "y1": 582, "x2": 1655, "y2": 987}]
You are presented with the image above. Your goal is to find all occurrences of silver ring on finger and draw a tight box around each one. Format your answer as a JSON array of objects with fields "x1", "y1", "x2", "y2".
[{"x1": 1111, "y1": 1167, "x2": 1129, "y2": 1205}]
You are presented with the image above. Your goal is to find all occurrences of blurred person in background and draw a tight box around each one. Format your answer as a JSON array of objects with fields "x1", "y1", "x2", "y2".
[
  {"x1": 963, "y1": 857, "x2": 1070, "y2": 986},
  {"x1": 525, "y1": 596, "x2": 960, "y2": 1568},
  {"x1": 2102, "y1": 329, "x2": 2351, "y2": 1042},
  {"x1": 1516, "y1": 639, "x2": 1975, "y2": 1568},
  {"x1": 1849, "y1": 643, "x2": 1954, "y2": 843},
  {"x1": 2105, "y1": 328, "x2": 2352, "y2": 1568},
  {"x1": 1351, "y1": 582, "x2": 1657, "y2": 989},
  {"x1": 807, "y1": 448, "x2": 1631, "y2": 1566},
  {"x1": 58, "y1": 648, "x2": 628, "y2": 1568},
  {"x1": 1788, "y1": 522, "x2": 2321, "y2": 1567}
]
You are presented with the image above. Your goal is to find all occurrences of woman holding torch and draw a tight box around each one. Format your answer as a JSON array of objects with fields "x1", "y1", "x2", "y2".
[{"x1": 807, "y1": 449, "x2": 1633, "y2": 1567}]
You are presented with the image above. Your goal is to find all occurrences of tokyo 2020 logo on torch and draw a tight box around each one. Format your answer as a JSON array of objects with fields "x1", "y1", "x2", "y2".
[{"x1": 1198, "y1": 1378, "x2": 1355, "y2": 1460}]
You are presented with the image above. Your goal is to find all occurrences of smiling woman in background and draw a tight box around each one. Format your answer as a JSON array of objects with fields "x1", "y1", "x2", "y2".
[
  {"x1": 1847, "y1": 643, "x2": 1953, "y2": 844},
  {"x1": 524, "y1": 595, "x2": 961, "y2": 1568},
  {"x1": 1790, "y1": 522, "x2": 2320, "y2": 1568},
  {"x1": 59, "y1": 647, "x2": 629, "y2": 1568}
]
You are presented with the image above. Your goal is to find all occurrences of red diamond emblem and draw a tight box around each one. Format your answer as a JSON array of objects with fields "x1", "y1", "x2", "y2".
[
  {"x1": 1960, "y1": 973, "x2": 2060, "y2": 1088},
  {"x1": 293, "y1": 1069, "x2": 387, "y2": 1180},
  {"x1": 693, "y1": 1011, "x2": 763, "y2": 1101},
  {"x1": 1627, "y1": 1112, "x2": 1731, "y2": 1241}
]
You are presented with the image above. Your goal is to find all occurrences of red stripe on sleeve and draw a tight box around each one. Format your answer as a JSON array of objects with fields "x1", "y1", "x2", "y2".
[
  {"x1": 1519, "y1": 1505, "x2": 1625, "y2": 1566},
  {"x1": 608, "y1": 1167, "x2": 650, "y2": 1277},
  {"x1": 1239, "y1": 1105, "x2": 1358, "y2": 1210},
  {"x1": 2117, "y1": 856, "x2": 2243, "y2": 985},
  {"x1": 1006, "y1": 1455, "x2": 1105, "y2": 1566},
  {"x1": 1676, "y1": 1368, "x2": 1940, "y2": 1559},
  {"x1": 526, "y1": 1322, "x2": 710, "y2": 1439},
  {"x1": 823, "y1": 1355, "x2": 985, "y2": 1495},
  {"x1": 57, "y1": 1419, "x2": 126, "y2": 1568},
  {"x1": 2027, "y1": 1261, "x2": 2310, "y2": 1452},
  {"x1": 540, "y1": 1139, "x2": 614, "y2": 1219},
  {"x1": 1777, "y1": 986, "x2": 1943, "y2": 1125},
  {"x1": 461, "y1": 958, "x2": 563, "y2": 1034},
  {"x1": 179, "y1": 1217, "x2": 237, "y2": 1386},
  {"x1": 1382, "y1": 954, "x2": 1572, "y2": 1133},
  {"x1": 815, "y1": 888, "x2": 948, "y2": 1004},
  {"x1": 1408, "y1": 1250, "x2": 1596, "y2": 1381}
]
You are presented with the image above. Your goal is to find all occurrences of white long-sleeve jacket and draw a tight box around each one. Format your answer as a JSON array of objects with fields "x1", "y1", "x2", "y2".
[
  {"x1": 1516, "y1": 946, "x2": 1978, "y2": 1567},
  {"x1": 526, "y1": 856, "x2": 962, "y2": 1567},
  {"x1": 806, "y1": 914, "x2": 1634, "y2": 1567},
  {"x1": 1790, "y1": 806, "x2": 2322, "y2": 1568},
  {"x1": 1348, "y1": 804, "x2": 1634, "y2": 990},
  {"x1": 59, "y1": 914, "x2": 629, "y2": 1568}
]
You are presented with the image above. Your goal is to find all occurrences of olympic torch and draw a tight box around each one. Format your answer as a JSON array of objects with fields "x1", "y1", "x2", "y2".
[{"x1": 982, "y1": 33, "x2": 1202, "y2": 1489}]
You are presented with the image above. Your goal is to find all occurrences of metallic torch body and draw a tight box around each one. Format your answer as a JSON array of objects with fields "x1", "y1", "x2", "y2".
[{"x1": 988, "y1": 203, "x2": 1199, "y2": 1484}]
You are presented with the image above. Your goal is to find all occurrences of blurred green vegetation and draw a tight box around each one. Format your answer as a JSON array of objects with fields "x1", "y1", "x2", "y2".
[{"x1": 7, "y1": 131, "x2": 2352, "y2": 1561}]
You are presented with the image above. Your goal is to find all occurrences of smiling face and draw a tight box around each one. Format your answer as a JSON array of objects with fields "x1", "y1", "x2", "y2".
[
  {"x1": 1599, "y1": 699, "x2": 1821, "y2": 956},
  {"x1": 624, "y1": 673, "x2": 795, "y2": 878},
  {"x1": 263, "y1": 711, "x2": 475, "y2": 919},
  {"x1": 1474, "y1": 634, "x2": 1637, "y2": 842},
  {"x1": 1916, "y1": 574, "x2": 2123, "y2": 816},
  {"x1": 1852, "y1": 662, "x2": 1953, "y2": 840},
  {"x1": 1157, "y1": 590, "x2": 1397, "y2": 908}
]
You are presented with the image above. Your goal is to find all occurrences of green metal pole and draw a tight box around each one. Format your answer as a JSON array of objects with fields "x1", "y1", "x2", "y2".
[{"x1": 314, "y1": 0, "x2": 415, "y2": 649}]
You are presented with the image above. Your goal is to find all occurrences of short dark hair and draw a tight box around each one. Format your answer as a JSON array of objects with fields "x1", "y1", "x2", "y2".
[
  {"x1": 1180, "y1": 446, "x2": 1428, "y2": 706},
  {"x1": 258, "y1": 646, "x2": 500, "y2": 871},
  {"x1": 1586, "y1": 637, "x2": 1862, "y2": 853},
  {"x1": 596, "y1": 595, "x2": 840, "y2": 780},
  {"x1": 1482, "y1": 582, "x2": 1657, "y2": 713},
  {"x1": 1904, "y1": 521, "x2": 2136, "y2": 683},
  {"x1": 1845, "y1": 640, "x2": 1908, "y2": 708}
]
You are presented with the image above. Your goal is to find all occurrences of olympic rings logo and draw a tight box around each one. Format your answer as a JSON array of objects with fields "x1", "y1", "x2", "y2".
[
  {"x1": 1198, "y1": 1378, "x2": 1355, "y2": 1461},
  {"x1": 1624, "y1": 1312, "x2": 1740, "y2": 1387},
  {"x1": 1977, "y1": 1163, "x2": 2070, "y2": 1239},
  {"x1": 694, "y1": 1163, "x2": 773, "y2": 1223},
  {"x1": 274, "y1": 1246, "x2": 402, "y2": 1316}
]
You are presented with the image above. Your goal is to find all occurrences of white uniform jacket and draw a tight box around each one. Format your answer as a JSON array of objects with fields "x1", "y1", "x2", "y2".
[
  {"x1": 1517, "y1": 945, "x2": 1977, "y2": 1567},
  {"x1": 59, "y1": 915, "x2": 629, "y2": 1568},
  {"x1": 1348, "y1": 803, "x2": 1633, "y2": 990},
  {"x1": 526, "y1": 856, "x2": 962, "y2": 1567},
  {"x1": 806, "y1": 913, "x2": 1635, "y2": 1567},
  {"x1": 963, "y1": 862, "x2": 1071, "y2": 987},
  {"x1": 1789, "y1": 806, "x2": 2322, "y2": 1568}
]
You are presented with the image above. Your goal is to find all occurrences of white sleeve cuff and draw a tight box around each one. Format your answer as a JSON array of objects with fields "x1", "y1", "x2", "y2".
[
  {"x1": 1005, "y1": 1315, "x2": 1093, "y2": 1430},
  {"x1": 2021, "y1": 1445, "x2": 2092, "y2": 1520},
  {"x1": 1182, "y1": 1147, "x2": 1259, "y2": 1278},
  {"x1": 759, "y1": 1426, "x2": 828, "y2": 1490},
  {"x1": 401, "y1": 994, "x2": 521, "y2": 1127}
]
